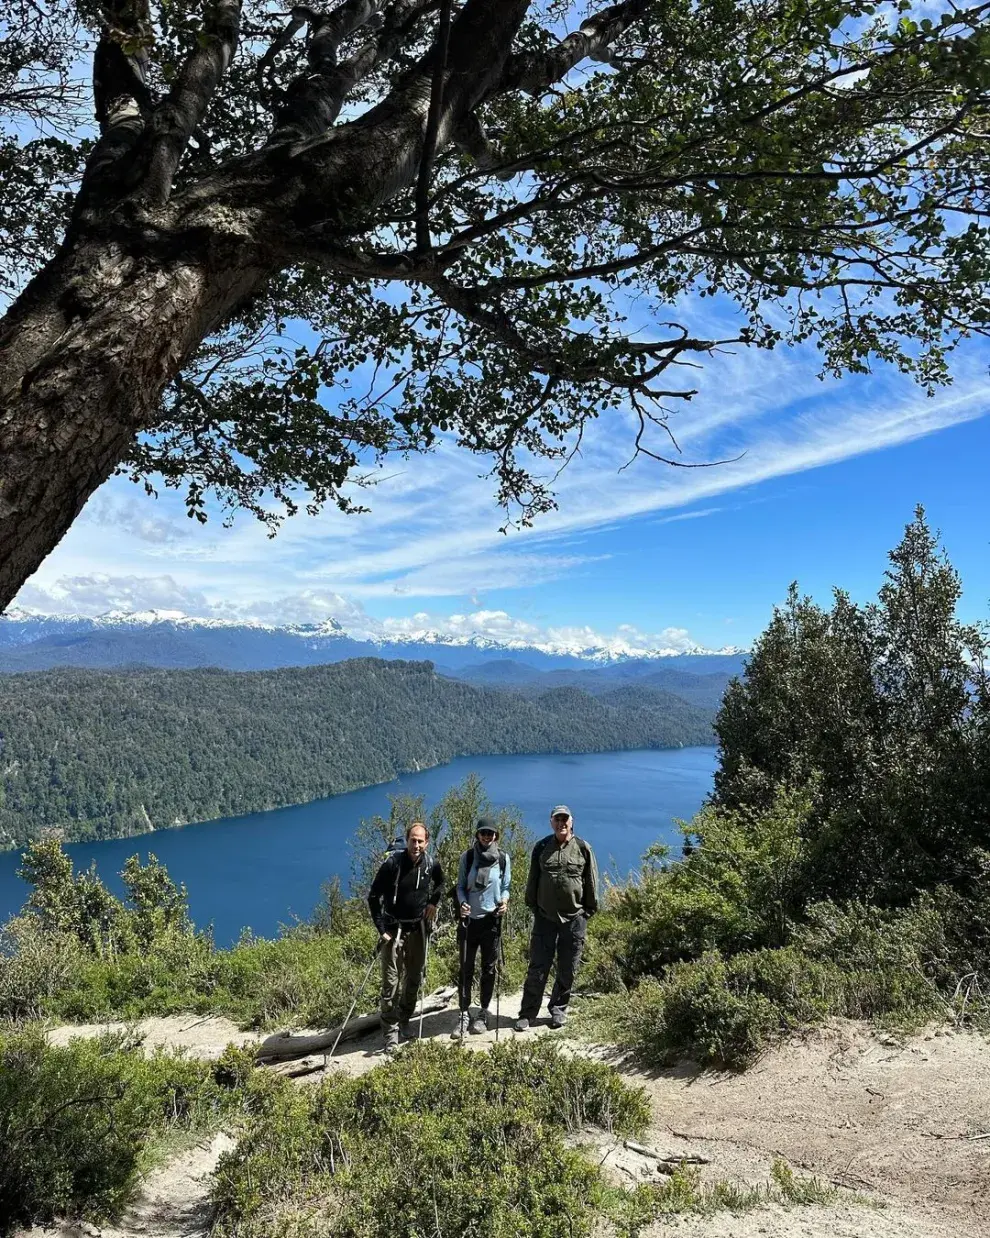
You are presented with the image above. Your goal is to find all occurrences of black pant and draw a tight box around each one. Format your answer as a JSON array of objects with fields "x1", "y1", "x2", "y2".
[
  {"x1": 519, "y1": 912, "x2": 587, "y2": 1020},
  {"x1": 458, "y1": 914, "x2": 500, "y2": 1011}
]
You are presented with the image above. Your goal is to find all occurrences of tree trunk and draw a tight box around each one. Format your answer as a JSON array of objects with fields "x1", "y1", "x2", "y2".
[{"x1": 0, "y1": 237, "x2": 270, "y2": 609}]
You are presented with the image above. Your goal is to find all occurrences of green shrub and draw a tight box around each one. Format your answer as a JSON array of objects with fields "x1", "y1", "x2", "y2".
[
  {"x1": 587, "y1": 786, "x2": 814, "y2": 988},
  {"x1": 599, "y1": 940, "x2": 961, "y2": 1069},
  {"x1": 211, "y1": 1039, "x2": 649, "y2": 1238},
  {"x1": 0, "y1": 1025, "x2": 246, "y2": 1236},
  {"x1": 0, "y1": 915, "x2": 85, "y2": 1020}
]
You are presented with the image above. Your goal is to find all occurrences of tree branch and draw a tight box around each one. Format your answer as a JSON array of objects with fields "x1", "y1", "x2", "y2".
[
  {"x1": 498, "y1": 0, "x2": 648, "y2": 97},
  {"x1": 140, "y1": 0, "x2": 243, "y2": 204},
  {"x1": 80, "y1": 0, "x2": 155, "y2": 200},
  {"x1": 414, "y1": 0, "x2": 452, "y2": 250},
  {"x1": 423, "y1": 271, "x2": 738, "y2": 396},
  {"x1": 269, "y1": 0, "x2": 390, "y2": 142}
]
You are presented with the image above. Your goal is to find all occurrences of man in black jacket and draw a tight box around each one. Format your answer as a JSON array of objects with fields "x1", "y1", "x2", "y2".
[{"x1": 367, "y1": 821, "x2": 443, "y2": 1052}]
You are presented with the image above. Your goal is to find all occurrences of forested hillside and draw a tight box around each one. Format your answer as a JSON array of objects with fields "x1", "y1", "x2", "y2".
[
  {"x1": 454, "y1": 661, "x2": 734, "y2": 711},
  {"x1": 0, "y1": 658, "x2": 713, "y2": 849}
]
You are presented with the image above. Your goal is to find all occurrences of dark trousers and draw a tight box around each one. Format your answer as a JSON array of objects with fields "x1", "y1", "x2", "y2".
[
  {"x1": 458, "y1": 914, "x2": 500, "y2": 1011},
  {"x1": 519, "y1": 912, "x2": 587, "y2": 1020}
]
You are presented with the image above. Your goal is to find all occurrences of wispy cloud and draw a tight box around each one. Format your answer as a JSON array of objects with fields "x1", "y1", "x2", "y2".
[{"x1": 14, "y1": 310, "x2": 990, "y2": 623}]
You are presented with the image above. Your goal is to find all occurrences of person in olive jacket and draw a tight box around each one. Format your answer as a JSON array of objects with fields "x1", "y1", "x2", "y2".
[{"x1": 514, "y1": 804, "x2": 599, "y2": 1031}]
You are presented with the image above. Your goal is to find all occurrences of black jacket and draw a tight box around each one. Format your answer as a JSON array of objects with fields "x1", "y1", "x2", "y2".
[{"x1": 368, "y1": 850, "x2": 444, "y2": 933}]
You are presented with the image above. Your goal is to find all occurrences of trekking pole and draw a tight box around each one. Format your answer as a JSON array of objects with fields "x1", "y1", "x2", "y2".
[
  {"x1": 327, "y1": 940, "x2": 382, "y2": 1060},
  {"x1": 458, "y1": 915, "x2": 468, "y2": 1020},
  {"x1": 494, "y1": 914, "x2": 503, "y2": 1044},
  {"x1": 418, "y1": 917, "x2": 432, "y2": 1039}
]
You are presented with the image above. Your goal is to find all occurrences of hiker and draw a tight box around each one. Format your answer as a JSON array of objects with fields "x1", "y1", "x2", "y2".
[
  {"x1": 515, "y1": 804, "x2": 598, "y2": 1032},
  {"x1": 451, "y1": 816, "x2": 511, "y2": 1039},
  {"x1": 367, "y1": 821, "x2": 444, "y2": 1053}
]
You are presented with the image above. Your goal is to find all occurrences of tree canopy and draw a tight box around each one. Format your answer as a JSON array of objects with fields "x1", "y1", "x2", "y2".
[
  {"x1": 714, "y1": 508, "x2": 990, "y2": 906},
  {"x1": 1, "y1": 1, "x2": 989, "y2": 605}
]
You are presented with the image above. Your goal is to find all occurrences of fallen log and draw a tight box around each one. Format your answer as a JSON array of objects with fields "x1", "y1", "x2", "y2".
[{"x1": 256, "y1": 987, "x2": 458, "y2": 1062}]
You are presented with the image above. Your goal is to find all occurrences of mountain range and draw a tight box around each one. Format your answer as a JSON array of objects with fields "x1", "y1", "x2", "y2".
[{"x1": 0, "y1": 609, "x2": 748, "y2": 677}]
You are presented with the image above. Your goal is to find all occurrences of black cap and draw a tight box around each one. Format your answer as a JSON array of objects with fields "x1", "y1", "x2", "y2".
[{"x1": 476, "y1": 816, "x2": 499, "y2": 838}]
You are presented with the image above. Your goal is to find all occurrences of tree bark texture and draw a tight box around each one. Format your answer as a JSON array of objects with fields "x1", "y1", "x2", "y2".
[{"x1": 0, "y1": 231, "x2": 271, "y2": 606}]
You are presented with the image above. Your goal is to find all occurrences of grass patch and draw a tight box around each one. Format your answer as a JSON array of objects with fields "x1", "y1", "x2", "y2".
[{"x1": 608, "y1": 1159, "x2": 835, "y2": 1236}]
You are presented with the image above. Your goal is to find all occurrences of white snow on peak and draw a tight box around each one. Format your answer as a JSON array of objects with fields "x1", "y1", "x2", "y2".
[{"x1": 1, "y1": 607, "x2": 743, "y2": 661}]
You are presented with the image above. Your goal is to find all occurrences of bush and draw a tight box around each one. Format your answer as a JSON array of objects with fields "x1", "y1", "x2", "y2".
[
  {"x1": 211, "y1": 1038, "x2": 650, "y2": 1238},
  {"x1": 0, "y1": 1025, "x2": 246, "y2": 1236},
  {"x1": 600, "y1": 935, "x2": 968, "y2": 1069},
  {"x1": 0, "y1": 914, "x2": 84, "y2": 1020},
  {"x1": 586, "y1": 786, "x2": 814, "y2": 990}
]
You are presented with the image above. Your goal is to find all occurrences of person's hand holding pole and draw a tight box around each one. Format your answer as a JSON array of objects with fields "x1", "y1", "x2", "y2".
[
  {"x1": 496, "y1": 900, "x2": 507, "y2": 917},
  {"x1": 425, "y1": 903, "x2": 437, "y2": 925},
  {"x1": 459, "y1": 901, "x2": 471, "y2": 919}
]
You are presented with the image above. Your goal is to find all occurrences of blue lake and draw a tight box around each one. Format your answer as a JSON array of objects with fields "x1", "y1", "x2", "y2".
[{"x1": 0, "y1": 747, "x2": 717, "y2": 946}]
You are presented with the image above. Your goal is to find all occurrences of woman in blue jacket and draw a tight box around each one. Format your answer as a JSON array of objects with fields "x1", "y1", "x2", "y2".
[{"x1": 452, "y1": 817, "x2": 510, "y2": 1037}]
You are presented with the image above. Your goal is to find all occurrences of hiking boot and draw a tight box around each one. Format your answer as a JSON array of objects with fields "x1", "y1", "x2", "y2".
[
  {"x1": 451, "y1": 1011, "x2": 471, "y2": 1041},
  {"x1": 399, "y1": 1021, "x2": 413, "y2": 1040},
  {"x1": 469, "y1": 1010, "x2": 488, "y2": 1035},
  {"x1": 513, "y1": 1017, "x2": 530, "y2": 1033},
  {"x1": 383, "y1": 1027, "x2": 400, "y2": 1054},
  {"x1": 549, "y1": 1009, "x2": 567, "y2": 1030}
]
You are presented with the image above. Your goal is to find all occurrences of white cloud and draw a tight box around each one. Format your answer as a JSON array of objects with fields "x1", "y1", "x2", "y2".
[
  {"x1": 81, "y1": 495, "x2": 190, "y2": 546},
  {"x1": 18, "y1": 573, "x2": 213, "y2": 617},
  {"x1": 377, "y1": 609, "x2": 710, "y2": 654}
]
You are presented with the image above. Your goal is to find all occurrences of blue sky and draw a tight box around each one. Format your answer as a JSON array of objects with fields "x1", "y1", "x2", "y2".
[{"x1": 14, "y1": 308, "x2": 990, "y2": 653}]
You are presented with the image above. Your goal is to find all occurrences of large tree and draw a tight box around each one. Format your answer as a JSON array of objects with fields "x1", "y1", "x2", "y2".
[{"x1": 1, "y1": 0, "x2": 989, "y2": 608}]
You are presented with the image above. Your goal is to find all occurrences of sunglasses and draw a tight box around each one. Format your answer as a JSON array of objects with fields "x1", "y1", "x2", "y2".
[{"x1": 477, "y1": 829, "x2": 497, "y2": 837}]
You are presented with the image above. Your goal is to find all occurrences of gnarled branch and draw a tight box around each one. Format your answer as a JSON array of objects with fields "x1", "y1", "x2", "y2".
[
  {"x1": 80, "y1": 0, "x2": 155, "y2": 201},
  {"x1": 269, "y1": 0, "x2": 389, "y2": 142},
  {"x1": 139, "y1": 0, "x2": 243, "y2": 204},
  {"x1": 498, "y1": 0, "x2": 647, "y2": 97}
]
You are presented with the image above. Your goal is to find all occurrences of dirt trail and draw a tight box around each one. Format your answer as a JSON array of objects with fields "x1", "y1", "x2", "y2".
[
  {"x1": 17, "y1": 1132, "x2": 235, "y2": 1238},
  {"x1": 24, "y1": 997, "x2": 990, "y2": 1238}
]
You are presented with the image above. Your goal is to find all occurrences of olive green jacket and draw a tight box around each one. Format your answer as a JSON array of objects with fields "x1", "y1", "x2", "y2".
[{"x1": 524, "y1": 834, "x2": 599, "y2": 923}]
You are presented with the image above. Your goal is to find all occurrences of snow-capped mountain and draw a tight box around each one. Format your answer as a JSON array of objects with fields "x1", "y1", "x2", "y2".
[{"x1": 0, "y1": 608, "x2": 748, "y2": 675}]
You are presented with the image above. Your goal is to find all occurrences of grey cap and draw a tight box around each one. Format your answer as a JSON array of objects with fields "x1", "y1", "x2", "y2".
[{"x1": 550, "y1": 804, "x2": 572, "y2": 818}]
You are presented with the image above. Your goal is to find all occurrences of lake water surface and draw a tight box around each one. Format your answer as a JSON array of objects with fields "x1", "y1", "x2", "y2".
[{"x1": 0, "y1": 747, "x2": 717, "y2": 946}]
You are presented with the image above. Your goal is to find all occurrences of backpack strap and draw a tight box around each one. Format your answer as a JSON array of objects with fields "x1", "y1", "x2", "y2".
[{"x1": 390, "y1": 849, "x2": 437, "y2": 912}]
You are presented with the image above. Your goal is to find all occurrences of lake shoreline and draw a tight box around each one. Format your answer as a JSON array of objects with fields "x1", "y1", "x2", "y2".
[
  {"x1": 0, "y1": 739, "x2": 707, "y2": 854},
  {"x1": 0, "y1": 748, "x2": 718, "y2": 944}
]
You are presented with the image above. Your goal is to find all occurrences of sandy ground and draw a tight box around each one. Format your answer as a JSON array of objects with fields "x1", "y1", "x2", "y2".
[
  {"x1": 22, "y1": 996, "x2": 990, "y2": 1238},
  {"x1": 44, "y1": 1014, "x2": 263, "y2": 1060}
]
